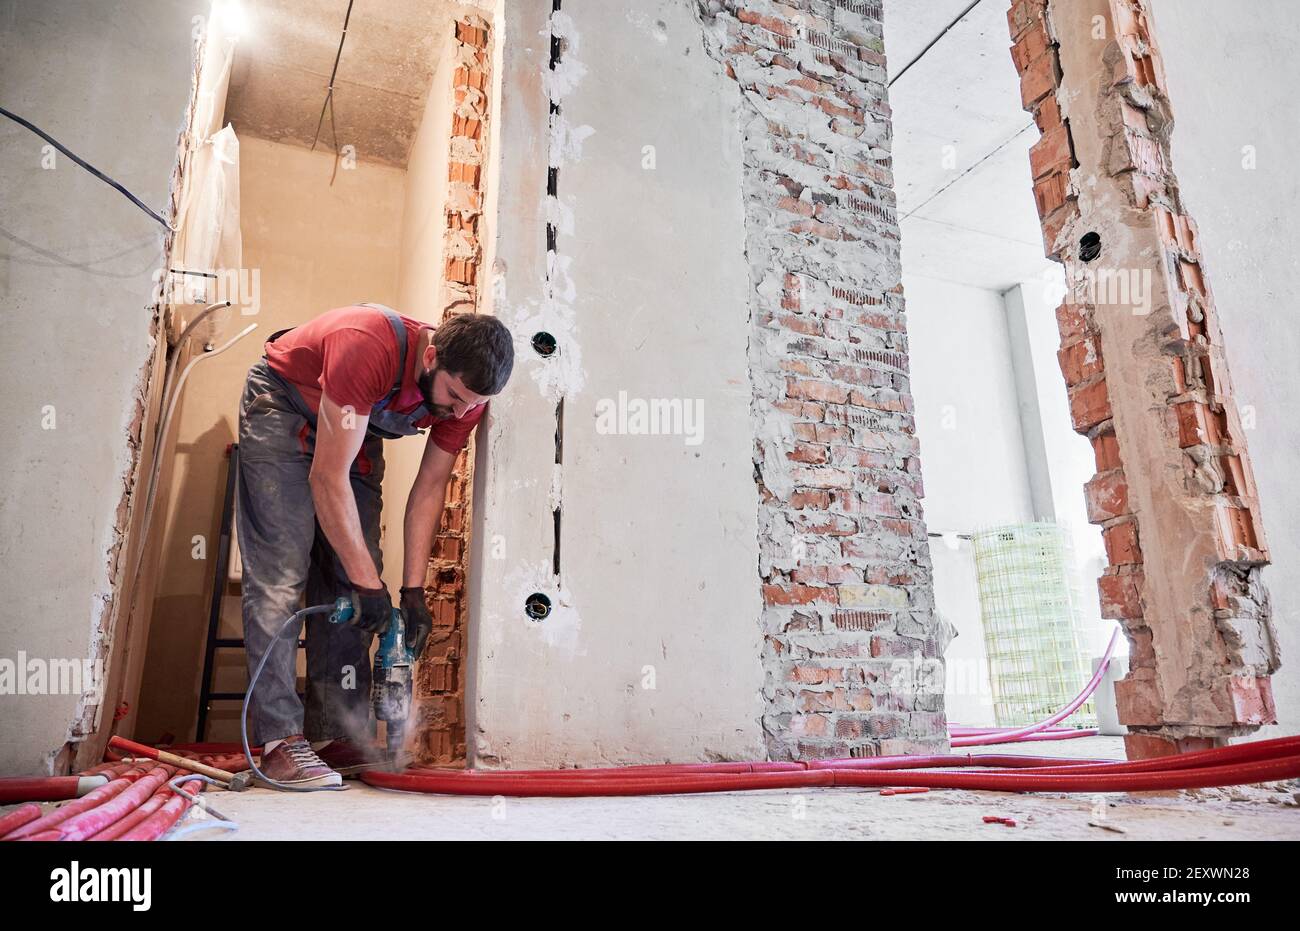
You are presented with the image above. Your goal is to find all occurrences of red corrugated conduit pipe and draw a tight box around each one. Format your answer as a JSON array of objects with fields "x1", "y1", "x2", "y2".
[
  {"x1": 0, "y1": 761, "x2": 219, "y2": 842},
  {"x1": 0, "y1": 628, "x2": 1275, "y2": 813},
  {"x1": 362, "y1": 736, "x2": 1300, "y2": 797},
  {"x1": 361, "y1": 629, "x2": 1300, "y2": 798}
]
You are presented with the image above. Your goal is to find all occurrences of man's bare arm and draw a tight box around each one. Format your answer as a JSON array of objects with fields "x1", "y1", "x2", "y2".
[
  {"x1": 309, "y1": 393, "x2": 382, "y2": 589},
  {"x1": 403, "y1": 434, "x2": 458, "y2": 588}
]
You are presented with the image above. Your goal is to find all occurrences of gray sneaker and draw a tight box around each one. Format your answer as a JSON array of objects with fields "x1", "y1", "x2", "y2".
[{"x1": 257, "y1": 735, "x2": 342, "y2": 788}]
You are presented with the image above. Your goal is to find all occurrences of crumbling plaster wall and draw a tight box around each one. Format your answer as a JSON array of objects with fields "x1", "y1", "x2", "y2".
[
  {"x1": 0, "y1": 0, "x2": 209, "y2": 776},
  {"x1": 1007, "y1": 0, "x2": 1280, "y2": 756},
  {"x1": 696, "y1": 0, "x2": 946, "y2": 760},
  {"x1": 1142, "y1": 0, "x2": 1300, "y2": 737},
  {"x1": 468, "y1": 0, "x2": 765, "y2": 767}
]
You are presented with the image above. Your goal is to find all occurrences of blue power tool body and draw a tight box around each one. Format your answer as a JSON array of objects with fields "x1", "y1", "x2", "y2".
[{"x1": 329, "y1": 597, "x2": 415, "y2": 759}]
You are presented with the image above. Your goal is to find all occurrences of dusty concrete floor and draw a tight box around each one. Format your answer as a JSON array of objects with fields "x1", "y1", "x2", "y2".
[{"x1": 165, "y1": 737, "x2": 1300, "y2": 841}]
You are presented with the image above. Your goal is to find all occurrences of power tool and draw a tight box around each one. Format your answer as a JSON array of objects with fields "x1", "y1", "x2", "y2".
[
  {"x1": 240, "y1": 597, "x2": 415, "y2": 791},
  {"x1": 328, "y1": 597, "x2": 415, "y2": 762}
]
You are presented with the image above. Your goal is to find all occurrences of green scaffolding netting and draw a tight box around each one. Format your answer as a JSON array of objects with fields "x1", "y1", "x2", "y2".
[{"x1": 972, "y1": 522, "x2": 1095, "y2": 728}]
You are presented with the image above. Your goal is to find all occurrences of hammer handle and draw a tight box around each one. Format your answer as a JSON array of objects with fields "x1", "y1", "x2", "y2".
[{"x1": 107, "y1": 736, "x2": 238, "y2": 783}]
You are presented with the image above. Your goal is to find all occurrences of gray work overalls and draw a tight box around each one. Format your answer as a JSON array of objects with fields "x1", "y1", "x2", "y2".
[{"x1": 235, "y1": 304, "x2": 429, "y2": 745}]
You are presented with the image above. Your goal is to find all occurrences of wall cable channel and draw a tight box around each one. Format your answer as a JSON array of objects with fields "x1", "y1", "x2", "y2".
[{"x1": 546, "y1": 0, "x2": 564, "y2": 580}]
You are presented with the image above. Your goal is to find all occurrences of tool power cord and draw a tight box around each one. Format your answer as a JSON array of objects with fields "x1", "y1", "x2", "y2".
[{"x1": 240, "y1": 604, "x2": 349, "y2": 792}]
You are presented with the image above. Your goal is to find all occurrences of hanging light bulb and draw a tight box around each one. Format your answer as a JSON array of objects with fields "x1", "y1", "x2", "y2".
[{"x1": 212, "y1": 0, "x2": 251, "y2": 39}]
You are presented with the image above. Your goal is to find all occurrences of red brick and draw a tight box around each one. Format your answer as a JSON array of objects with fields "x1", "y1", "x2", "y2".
[
  {"x1": 1103, "y1": 520, "x2": 1142, "y2": 566},
  {"x1": 790, "y1": 714, "x2": 829, "y2": 737},
  {"x1": 1069, "y1": 378, "x2": 1111, "y2": 432},
  {"x1": 453, "y1": 66, "x2": 488, "y2": 91},
  {"x1": 1227, "y1": 675, "x2": 1276, "y2": 725},
  {"x1": 1033, "y1": 170, "x2": 1070, "y2": 218},
  {"x1": 1055, "y1": 300, "x2": 1089, "y2": 341},
  {"x1": 1173, "y1": 400, "x2": 1218, "y2": 447},
  {"x1": 786, "y1": 377, "x2": 850, "y2": 404},
  {"x1": 445, "y1": 257, "x2": 477, "y2": 286},
  {"x1": 1123, "y1": 733, "x2": 1222, "y2": 761},
  {"x1": 1029, "y1": 123, "x2": 1072, "y2": 180},
  {"x1": 1127, "y1": 625, "x2": 1155, "y2": 669},
  {"x1": 790, "y1": 665, "x2": 843, "y2": 685},
  {"x1": 790, "y1": 490, "x2": 831, "y2": 510},
  {"x1": 1034, "y1": 94, "x2": 1062, "y2": 133},
  {"x1": 764, "y1": 584, "x2": 836, "y2": 606},
  {"x1": 1057, "y1": 335, "x2": 1102, "y2": 386},
  {"x1": 788, "y1": 219, "x2": 844, "y2": 240},
  {"x1": 791, "y1": 564, "x2": 859, "y2": 585},
  {"x1": 1010, "y1": 17, "x2": 1050, "y2": 72},
  {"x1": 455, "y1": 21, "x2": 488, "y2": 48},
  {"x1": 1084, "y1": 469, "x2": 1129, "y2": 523},
  {"x1": 433, "y1": 534, "x2": 463, "y2": 561},
  {"x1": 737, "y1": 8, "x2": 798, "y2": 38},
  {"x1": 1040, "y1": 203, "x2": 1072, "y2": 258},
  {"x1": 1091, "y1": 429, "x2": 1122, "y2": 471},
  {"x1": 1213, "y1": 502, "x2": 1262, "y2": 556},
  {"x1": 787, "y1": 443, "x2": 828, "y2": 464},
  {"x1": 1019, "y1": 49, "x2": 1058, "y2": 108},
  {"x1": 1007, "y1": 0, "x2": 1048, "y2": 41},
  {"x1": 452, "y1": 116, "x2": 482, "y2": 139},
  {"x1": 1097, "y1": 570, "x2": 1143, "y2": 619},
  {"x1": 835, "y1": 718, "x2": 864, "y2": 739},
  {"x1": 776, "y1": 195, "x2": 815, "y2": 218},
  {"x1": 1114, "y1": 672, "x2": 1162, "y2": 725},
  {"x1": 448, "y1": 162, "x2": 481, "y2": 185},
  {"x1": 776, "y1": 314, "x2": 822, "y2": 336}
]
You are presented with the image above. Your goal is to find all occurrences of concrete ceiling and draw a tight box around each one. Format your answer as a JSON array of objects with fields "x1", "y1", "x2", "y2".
[
  {"x1": 224, "y1": 0, "x2": 475, "y2": 167},
  {"x1": 884, "y1": 0, "x2": 1054, "y2": 291}
]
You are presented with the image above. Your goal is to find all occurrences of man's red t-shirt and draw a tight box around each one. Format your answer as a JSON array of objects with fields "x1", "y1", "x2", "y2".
[{"x1": 265, "y1": 305, "x2": 486, "y2": 454}]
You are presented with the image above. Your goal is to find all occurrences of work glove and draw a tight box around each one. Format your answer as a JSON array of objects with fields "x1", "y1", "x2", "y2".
[
  {"x1": 350, "y1": 583, "x2": 393, "y2": 636},
  {"x1": 400, "y1": 586, "x2": 434, "y2": 658}
]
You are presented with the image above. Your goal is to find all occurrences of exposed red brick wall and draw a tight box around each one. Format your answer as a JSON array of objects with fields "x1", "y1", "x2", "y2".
[
  {"x1": 410, "y1": 15, "x2": 491, "y2": 767},
  {"x1": 1006, "y1": 0, "x2": 1279, "y2": 757},
  {"x1": 697, "y1": 0, "x2": 946, "y2": 761}
]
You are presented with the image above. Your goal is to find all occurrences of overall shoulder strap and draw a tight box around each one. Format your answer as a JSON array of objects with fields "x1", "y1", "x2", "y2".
[{"x1": 367, "y1": 305, "x2": 407, "y2": 401}]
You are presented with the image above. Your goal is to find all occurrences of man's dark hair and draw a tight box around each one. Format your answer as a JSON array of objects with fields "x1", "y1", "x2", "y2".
[{"x1": 432, "y1": 314, "x2": 515, "y2": 395}]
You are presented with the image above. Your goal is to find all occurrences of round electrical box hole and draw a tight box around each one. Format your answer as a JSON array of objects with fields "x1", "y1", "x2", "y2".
[
  {"x1": 1079, "y1": 231, "x2": 1102, "y2": 263},
  {"x1": 532, "y1": 332, "x2": 557, "y2": 357},
  {"x1": 524, "y1": 592, "x2": 552, "y2": 621}
]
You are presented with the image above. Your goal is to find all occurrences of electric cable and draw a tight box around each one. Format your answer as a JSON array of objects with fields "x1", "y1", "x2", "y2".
[
  {"x1": 240, "y1": 603, "x2": 349, "y2": 792},
  {"x1": 0, "y1": 104, "x2": 171, "y2": 229}
]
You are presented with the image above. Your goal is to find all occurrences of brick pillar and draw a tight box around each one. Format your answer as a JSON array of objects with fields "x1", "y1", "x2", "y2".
[
  {"x1": 1006, "y1": 0, "x2": 1279, "y2": 758},
  {"x1": 410, "y1": 15, "x2": 491, "y2": 767},
  {"x1": 697, "y1": 0, "x2": 946, "y2": 761}
]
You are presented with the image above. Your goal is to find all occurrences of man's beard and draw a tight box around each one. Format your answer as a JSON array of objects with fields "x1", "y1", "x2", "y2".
[{"x1": 417, "y1": 366, "x2": 454, "y2": 419}]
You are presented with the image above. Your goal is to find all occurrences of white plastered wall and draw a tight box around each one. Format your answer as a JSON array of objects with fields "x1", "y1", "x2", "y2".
[
  {"x1": 468, "y1": 0, "x2": 764, "y2": 767},
  {"x1": 0, "y1": 0, "x2": 212, "y2": 776}
]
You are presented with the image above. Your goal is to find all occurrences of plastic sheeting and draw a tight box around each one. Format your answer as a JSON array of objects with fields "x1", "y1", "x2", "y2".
[{"x1": 167, "y1": 8, "x2": 243, "y2": 343}]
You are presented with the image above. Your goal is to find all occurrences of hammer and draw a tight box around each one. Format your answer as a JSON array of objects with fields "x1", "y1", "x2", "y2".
[{"x1": 108, "y1": 736, "x2": 254, "y2": 791}]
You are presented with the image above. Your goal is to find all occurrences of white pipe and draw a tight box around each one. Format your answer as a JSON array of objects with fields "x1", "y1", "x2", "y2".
[
  {"x1": 155, "y1": 301, "x2": 230, "y2": 465},
  {"x1": 171, "y1": 298, "x2": 232, "y2": 350},
  {"x1": 129, "y1": 322, "x2": 258, "y2": 599}
]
